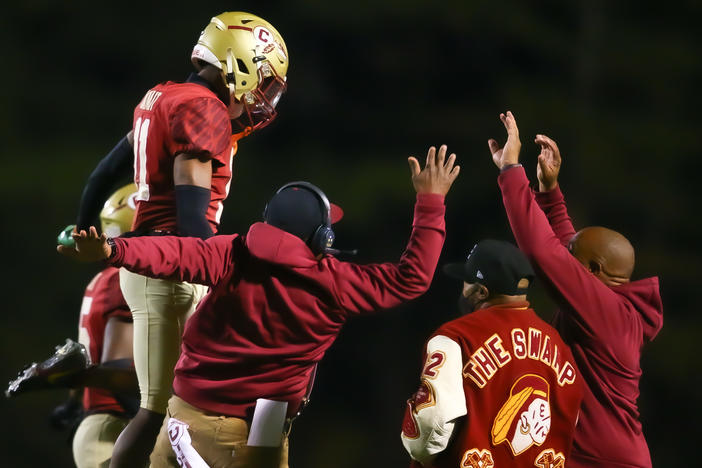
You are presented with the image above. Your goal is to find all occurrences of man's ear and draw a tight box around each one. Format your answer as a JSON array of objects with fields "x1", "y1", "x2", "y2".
[
  {"x1": 477, "y1": 284, "x2": 490, "y2": 301},
  {"x1": 588, "y1": 261, "x2": 602, "y2": 275}
]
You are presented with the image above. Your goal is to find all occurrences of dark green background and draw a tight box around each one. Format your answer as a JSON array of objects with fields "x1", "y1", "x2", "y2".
[{"x1": 1, "y1": 0, "x2": 699, "y2": 466}]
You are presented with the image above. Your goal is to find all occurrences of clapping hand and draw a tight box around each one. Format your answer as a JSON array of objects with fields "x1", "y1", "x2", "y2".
[
  {"x1": 535, "y1": 134, "x2": 562, "y2": 192},
  {"x1": 488, "y1": 111, "x2": 522, "y2": 170}
]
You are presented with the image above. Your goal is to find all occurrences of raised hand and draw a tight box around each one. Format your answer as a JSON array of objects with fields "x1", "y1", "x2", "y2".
[
  {"x1": 488, "y1": 111, "x2": 521, "y2": 170},
  {"x1": 408, "y1": 145, "x2": 460, "y2": 196},
  {"x1": 535, "y1": 134, "x2": 562, "y2": 192},
  {"x1": 57, "y1": 226, "x2": 111, "y2": 262}
]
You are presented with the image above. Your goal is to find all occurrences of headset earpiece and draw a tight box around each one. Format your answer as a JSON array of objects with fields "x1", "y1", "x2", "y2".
[
  {"x1": 310, "y1": 225, "x2": 335, "y2": 256},
  {"x1": 273, "y1": 181, "x2": 334, "y2": 255}
]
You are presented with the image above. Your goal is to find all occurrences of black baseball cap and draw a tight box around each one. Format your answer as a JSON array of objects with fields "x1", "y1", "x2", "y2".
[
  {"x1": 264, "y1": 184, "x2": 343, "y2": 241},
  {"x1": 443, "y1": 239, "x2": 534, "y2": 295}
]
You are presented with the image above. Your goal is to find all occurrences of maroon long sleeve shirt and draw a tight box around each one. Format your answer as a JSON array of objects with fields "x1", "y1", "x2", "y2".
[
  {"x1": 110, "y1": 193, "x2": 446, "y2": 418},
  {"x1": 499, "y1": 166, "x2": 663, "y2": 468}
]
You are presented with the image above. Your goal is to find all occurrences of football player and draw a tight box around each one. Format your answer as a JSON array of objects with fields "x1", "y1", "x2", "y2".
[
  {"x1": 67, "y1": 12, "x2": 289, "y2": 466},
  {"x1": 8, "y1": 185, "x2": 139, "y2": 468}
]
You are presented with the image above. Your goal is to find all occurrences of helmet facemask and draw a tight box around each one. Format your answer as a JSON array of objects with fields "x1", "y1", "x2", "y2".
[{"x1": 229, "y1": 60, "x2": 287, "y2": 133}]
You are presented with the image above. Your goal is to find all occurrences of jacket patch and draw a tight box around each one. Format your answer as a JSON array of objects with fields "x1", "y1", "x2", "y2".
[
  {"x1": 534, "y1": 448, "x2": 565, "y2": 467},
  {"x1": 492, "y1": 374, "x2": 551, "y2": 456},
  {"x1": 460, "y1": 448, "x2": 494, "y2": 468}
]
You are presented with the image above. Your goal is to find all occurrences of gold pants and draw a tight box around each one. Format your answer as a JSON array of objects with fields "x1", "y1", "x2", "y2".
[
  {"x1": 72, "y1": 412, "x2": 129, "y2": 468},
  {"x1": 119, "y1": 269, "x2": 208, "y2": 413},
  {"x1": 150, "y1": 396, "x2": 289, "y2": 468}
]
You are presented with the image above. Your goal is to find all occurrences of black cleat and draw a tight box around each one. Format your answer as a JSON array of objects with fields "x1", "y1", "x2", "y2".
[{"x1": 6, "y1": 339, "x2": 91, "y2": 397}]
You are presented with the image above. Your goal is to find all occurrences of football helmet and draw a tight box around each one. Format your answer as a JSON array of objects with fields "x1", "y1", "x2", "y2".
[
  {"x1": 191, "y1": 11, "x2": 289, "y2": 133},
  {"x1": 100, "y1": 184, "x2": 137, "y2": 237}
]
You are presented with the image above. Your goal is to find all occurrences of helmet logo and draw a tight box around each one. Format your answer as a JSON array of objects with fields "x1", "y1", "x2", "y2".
[
  {"x1": 254, "y1": 26, "x2": 272, "y2": 44},
  {"x1": 253, "y1": 26, "x2": 287, "y2": 61}
]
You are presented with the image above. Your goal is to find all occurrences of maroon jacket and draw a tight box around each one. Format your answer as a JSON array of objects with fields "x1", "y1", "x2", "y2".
[
  {"x1": 498, "y1": 167, "x2": 663, "y2": 468},
  {"x1": 111, "y1": 193, "x2": 446, "y2": 418}
]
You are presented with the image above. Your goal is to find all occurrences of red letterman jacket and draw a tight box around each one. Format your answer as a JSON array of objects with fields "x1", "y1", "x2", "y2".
[{"x1": 402, "y1": 303, "x2": 583, "y2": 468}]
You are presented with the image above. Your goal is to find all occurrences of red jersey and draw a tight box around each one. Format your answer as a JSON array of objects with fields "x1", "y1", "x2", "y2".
[
  {"x1": 131, "y1": 79, "x2": 235, "y2": 233},
  {"x1": 77, "y1": 267, "x2": 132, "y2": 414},
  {"x1": 109, "y1": 194, "x2": 446, "y2": 419},
  {"x1": 402, "y1": 303, "x2": 583, "y2": 468},
  {"x1": 499, "y1": 167, "x2": 663, "y2": 467}
]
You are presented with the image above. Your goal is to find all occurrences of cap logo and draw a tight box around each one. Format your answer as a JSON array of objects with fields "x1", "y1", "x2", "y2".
[{"x1": 476, "y1": 270, "x2": 484, "y2": 280}]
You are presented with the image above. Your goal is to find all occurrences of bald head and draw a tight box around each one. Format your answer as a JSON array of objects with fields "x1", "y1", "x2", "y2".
[{"x1": 568, "y1": 226, "x2": 635, "y2": 286}]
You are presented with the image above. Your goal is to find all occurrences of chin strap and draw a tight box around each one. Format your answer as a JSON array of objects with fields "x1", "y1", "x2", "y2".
[{"x1": 225, "y1": 47, "x2": 237, "y2": 96}]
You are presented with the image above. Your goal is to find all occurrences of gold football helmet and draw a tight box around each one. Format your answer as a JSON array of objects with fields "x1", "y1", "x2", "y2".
[
  {"x1": 191, "y1": 12, "x2": 289, "y2": 133},
  {"x1": 100, "y1": 184, "x2": 137, "y2": 237}
]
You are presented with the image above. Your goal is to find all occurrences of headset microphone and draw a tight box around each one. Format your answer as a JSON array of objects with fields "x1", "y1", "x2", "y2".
[{"x1": 326, "y1": 248, "x2": 358, "y2": 256}]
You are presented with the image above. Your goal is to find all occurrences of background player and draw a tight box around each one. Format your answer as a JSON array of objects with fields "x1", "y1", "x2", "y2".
[
  {"x1": 491, "y1": 111, "x2": 663, "y2": 467},
  {"x1": 401, "y1": 240, "x2": 582, "y2": 467},
  {"x1": 59, "y1": 145, "x2": 459, "y2": 467},
  {"x1": 66, "y1": 12, "x2": 289, "y2": 466},
  {"x1": 8, "y1": 185, "x2": 138, "y2": 468}
]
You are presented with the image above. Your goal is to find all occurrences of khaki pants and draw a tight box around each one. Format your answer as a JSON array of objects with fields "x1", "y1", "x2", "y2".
[
  {"x1": 72, "y1": 412, "x2": 129, "y2": 468},
  {"x1": 120, "y1": 269, "x2": 208, "y2": 413},
  {"x1": 150, "y1": 396, "x2": 289, "y2": 468}
]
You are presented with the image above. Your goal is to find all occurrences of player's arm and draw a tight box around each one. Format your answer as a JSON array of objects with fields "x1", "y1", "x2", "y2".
[
  {"x1": 76, "y1": 131, "x2": 134, "y2": 231},
  {"x1": 533, "y1": 134, "x2": 576, "y2": 246},
  {"x1": 331, "y1": 146, "x2": 459, "y2": 315},
  {"x1": 174, "y1": 153, "x2": 213, "y2": 239},
  {"x1": 72, "y1": 317, "x2": 137, "y2": 394},
  {"x1": 490, "y1": 112, "x2": 635, "y2": 339},
  {"x1": 57, "y1": 226, "x2": 238, "y2": 287},
  {"x1": 401, "y1": 335, "x2": 467, "y2": 466},
  {"x1": 169, "y1": 96, "x2": 232, "y2": 239}
]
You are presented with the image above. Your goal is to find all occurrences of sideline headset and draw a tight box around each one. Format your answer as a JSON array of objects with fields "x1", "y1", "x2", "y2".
[{"x1": 264, "y1": 181, "x2": 335, "y2": 255}]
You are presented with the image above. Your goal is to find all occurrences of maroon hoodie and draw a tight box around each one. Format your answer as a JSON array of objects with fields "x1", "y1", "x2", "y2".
[
  {"x1": 498, "y1": 167, "x2": 663, "y2": 468},
  {"x1": 110, "y1": 193, "x2": 446, "y2": 418}
]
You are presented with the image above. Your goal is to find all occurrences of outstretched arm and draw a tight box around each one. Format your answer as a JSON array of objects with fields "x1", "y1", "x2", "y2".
[
  {"x1": 57, "y1": 227, "x2": 239, "y2": 287},
  {"x1": 489, "y1": 112, "x2": 635, "y2": 339},
  {"x1": 332, "y1": 145, "x2": 460, "y2": 315}
]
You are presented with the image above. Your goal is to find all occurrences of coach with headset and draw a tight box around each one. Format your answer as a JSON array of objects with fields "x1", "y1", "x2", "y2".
[{"x1": 60, "y1": 145, "x2": 460, "y2": 467}]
